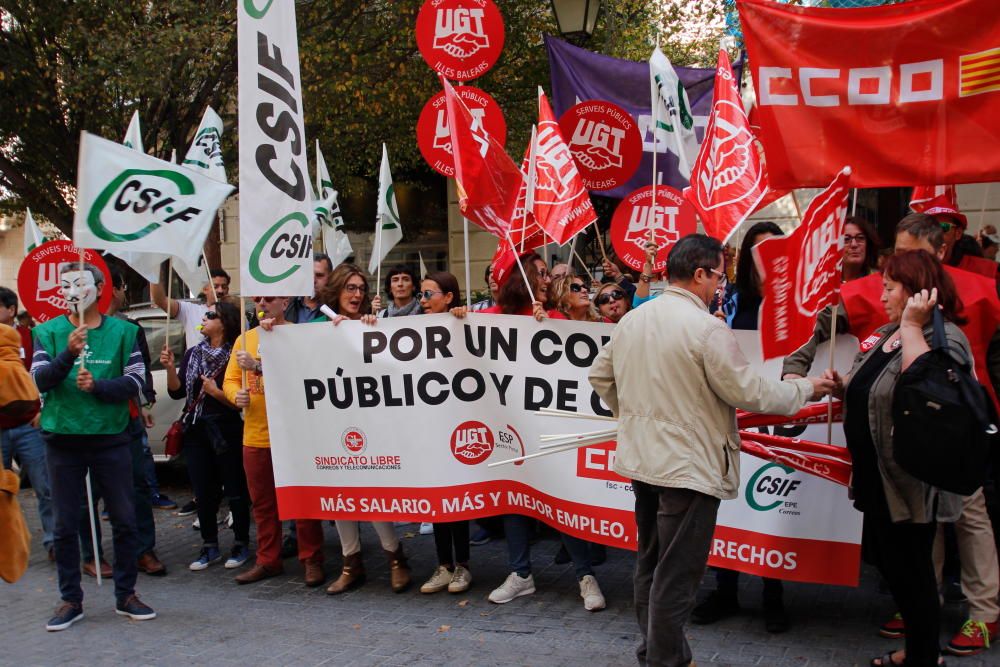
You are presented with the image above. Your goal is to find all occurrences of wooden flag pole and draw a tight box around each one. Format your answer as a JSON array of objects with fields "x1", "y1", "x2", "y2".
[
  {"x1": 239, "y1": 296, "x2": 248, "y2": 391},
  {"x1": 463, "y1": 217, "x2": 472, "y2": 308},
  {"x1": 593, "y1": 222, "x2": 610, "y2": 264},
  {"x1": 77, "y1": 247, "x2": 86, "y2": 372},
  {"x1": 203, "y1": 250, "x2": 216, "y2": 306},
  {"x1": 505, "y1": 229, "x2": 536, "y2": 300},
  {"x1": 570, "y1": 244, "x2": 596, "y2": 283},
  {"x1": 84, "y1": 472, "x2": 101, "y2": 587},
  {"x1": 374, "y1": 220, "x2": 383, "y2": 314}
]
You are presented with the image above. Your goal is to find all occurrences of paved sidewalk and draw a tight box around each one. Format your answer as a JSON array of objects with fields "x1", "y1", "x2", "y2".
[{"x1": 3, "y1": 484, "x2": 994, "y2": 667}]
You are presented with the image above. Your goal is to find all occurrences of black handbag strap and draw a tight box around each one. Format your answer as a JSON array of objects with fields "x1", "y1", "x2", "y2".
[
  {"x1": 930, "y1": 307, "x2": 998, "y2": 434},
  {"x1": 931, "y1": 307, "x2": 949, "y2": 352}
]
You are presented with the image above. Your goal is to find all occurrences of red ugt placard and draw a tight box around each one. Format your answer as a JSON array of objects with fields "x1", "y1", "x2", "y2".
[
  {"x1": 416, "y1": 0, "x2": 505, "y2": 82},
  {"x1": 17, "y1": 241, "x2": 113, "y2": 323},
  {"x1": 417, "y1": 86, "x2": 507, "y2": 177},
  {"x1": 558, "y1": 100, "x2": 642, "y2": 192},
  {"x1": 610, "y1": 185, "x2": 697, "y2": 273}
]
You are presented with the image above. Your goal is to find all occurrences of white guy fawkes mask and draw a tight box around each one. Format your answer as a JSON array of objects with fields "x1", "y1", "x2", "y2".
[{"x1": 60, "y1": 270, "x2": 98, "y2": 313}]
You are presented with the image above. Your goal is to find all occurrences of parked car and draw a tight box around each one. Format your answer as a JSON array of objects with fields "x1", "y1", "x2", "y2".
[{"x1": 124, "y1": 303, "x2": 188, "y2": 461}]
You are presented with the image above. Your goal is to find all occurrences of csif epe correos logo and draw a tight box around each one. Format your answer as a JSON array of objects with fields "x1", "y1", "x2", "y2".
[
  {"x1": 745, "y1": 463, "x2": 802, "y2": 514},
  {"x1": 87, "y1": 169, "x2": 204, "y2": 243}
]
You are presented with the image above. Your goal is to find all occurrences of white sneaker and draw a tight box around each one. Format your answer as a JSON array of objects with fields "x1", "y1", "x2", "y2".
[
  {"x1": 448, "y1": 565, "x2": 472, "y2": 593},
  {"x1": 579, "y1": 574, "x2": 606, "y2": 611},
  {"x1": 419, "y1": 522, "x2": 434, "y2": 535},
  {"x1": 420, "y1": 565, "x2": 453, "y2": 594},
  {"x1": 488, "y1": 572, "x2": 535, "y2": 604}
]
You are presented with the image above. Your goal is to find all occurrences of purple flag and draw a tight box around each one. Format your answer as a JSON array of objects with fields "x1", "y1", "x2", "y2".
[{"x1": 546, "y1": 36, "x2": 742, "y2": 199}]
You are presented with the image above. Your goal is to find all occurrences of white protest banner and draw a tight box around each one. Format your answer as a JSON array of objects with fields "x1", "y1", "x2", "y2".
[
  {"x1": 72, "y1": 132, "x2": 235, "y2": 270},
  {"x1": 263, "y1": 315, "x2": 862, "y2": 586},
  {"x1": 238, "y1": 0, "x2": 313, "y2": 296}
]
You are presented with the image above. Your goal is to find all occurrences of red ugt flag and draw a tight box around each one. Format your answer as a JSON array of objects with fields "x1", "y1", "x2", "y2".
[
  {"x1": 909, "y1": 184, "x2": 959, "y2": 214},
  {"x1": 532, "y1": 88, "x2": 597, "y2": 245},
  {"x1": 442, "y1": 76, "x2": 523, "y2": 238},
  {"x1": 753, "y1": 167, "x2": 851, "y2": 361},
  {"x1": 684, "y1": 49, "x2": 769, "y2": 244}
]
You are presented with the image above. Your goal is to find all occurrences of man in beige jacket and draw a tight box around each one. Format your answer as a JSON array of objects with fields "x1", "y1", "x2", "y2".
[{"x1": 589, "y1": 234, "x2": 833, "y2": 667}]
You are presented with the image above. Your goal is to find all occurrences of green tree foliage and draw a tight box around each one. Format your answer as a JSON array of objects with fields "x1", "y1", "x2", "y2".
[{"x1": 0, "y1": 1, "x2": 723, "y2": 236}]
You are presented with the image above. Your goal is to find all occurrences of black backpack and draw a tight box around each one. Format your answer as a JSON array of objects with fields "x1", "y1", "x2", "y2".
[{"x1": 891, "y1": 309, "x2": 997, "y2": 496}]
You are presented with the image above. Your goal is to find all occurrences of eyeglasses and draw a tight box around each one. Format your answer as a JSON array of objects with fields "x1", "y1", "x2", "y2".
[
  {"x1": 569, "y1": 283, "x2": 586, "y2": 293},
  {"x1": 708, "y1": 268, "x2": 727, "y2": 285},
  {"x1": 419, "y1": 290, "x2": 443, "y2": 300},
  {"x1": 537, "y1": 268, "x2": 550, "y2": 279},
  {"x1": 343, "y1": 284, "x2": 366, "y2": 294},
  {"x1": 843, "y1": 234, "x2": 867, "y2": 246},
  {"x1": 252, "y1": 296, "x2": 276, "y2": 303},
  {"x1": 940, "y1": 222, "x2": 956, "y2": 232},
  {"x1": 595, "y1": 290, "x2": 625, "y2": 306},
  {"x1": 204, "y1": 311, "x2": 220, "y2": 321}
]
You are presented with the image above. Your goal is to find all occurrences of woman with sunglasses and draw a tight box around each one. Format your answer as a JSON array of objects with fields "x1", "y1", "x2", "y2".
[
  {"x1": 413, "y1": 271, "x2": 476, "y2": 595},
  {"x1": 480, "y1": 253, "x2": 565, "y2": 321},
  {"x1": 550, "y1": 270, "x2": 607, "y2": 322},
  {"x1": 314, "y1": 264, "x2": 412, "y2": 594},
  {"x1": 160, "y1": 301, "x2": 251, "y2": 571},
  {"x1": 594, "y1": 283, "x2": 630, "y2": 323}
]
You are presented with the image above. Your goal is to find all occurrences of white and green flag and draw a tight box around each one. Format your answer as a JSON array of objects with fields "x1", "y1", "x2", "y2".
[
  {"x1": 183, "y1": 107, "x2": 226, "y2": 183},
  {"x1": 649, "y1": 46, "x2": 699, "y2": 180},
  {"x1": 72, "y1": 132, "x2": 234, "y2": 273},
  {"x1": 238, "y1": 0, "x2": 313, "y2": 296},
  {"x1": 368, "y1": 143, "x2": 402, "y2": 274},
  {"x1": 314, "y1": 141, "x2": 352, "y2": 264},
  {"x1": 123, "y1": 111, "x2": 143, "y2": 152},
  {"x1": 23, "y1": 208, "x2": 46, "y2": 254}
]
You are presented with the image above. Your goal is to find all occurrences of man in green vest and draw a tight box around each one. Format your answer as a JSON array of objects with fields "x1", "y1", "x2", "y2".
[{"x1": 31, "y1": 262, "x2": 156, "y2": 631}]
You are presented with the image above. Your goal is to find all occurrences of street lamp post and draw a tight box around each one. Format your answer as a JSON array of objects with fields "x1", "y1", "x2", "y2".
[{"x1": 550, "y1": 0, "x2": 602, "y2": 41}]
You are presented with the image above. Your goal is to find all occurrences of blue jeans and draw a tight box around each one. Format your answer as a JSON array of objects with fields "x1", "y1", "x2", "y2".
[
  {"x1": 503, "y1": 514, "x2": 593, "y2": 580},
  {"x1": 142, "y1": 430, "x2": 161, "y2": 498},
  {"x1": 2, "y1": 423, "x2": 54, "y2": 549},
  {"x1": 46, "y1": 437, "x2": 138, "y2": 605}
]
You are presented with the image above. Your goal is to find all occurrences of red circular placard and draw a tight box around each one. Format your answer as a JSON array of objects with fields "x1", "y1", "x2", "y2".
[
  {"x1": 17, "y1": 241, "x2": 113, "y2": 323},
  {"x1": 610, "y1": 186, "x2": 698, "y2": 273},
  {"x1": 558, "y1": 100, "x2": 642, "y2": 192},
  {"x1": 417, "y1": 86, "x2": 506, "y2": 177},
  {"x1": 416, "y1": 0, "x2": 504, "y2": 82}
]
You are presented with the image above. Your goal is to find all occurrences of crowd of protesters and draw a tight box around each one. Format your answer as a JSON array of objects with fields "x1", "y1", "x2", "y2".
[{"x1": 3, "y1": 207, "x2": 1000, "y2": 667}]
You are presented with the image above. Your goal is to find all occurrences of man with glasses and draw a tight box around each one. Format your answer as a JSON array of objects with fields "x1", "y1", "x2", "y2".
[
  {"x1": 590, "y1": 234, "x2": 834, "y2": 667},
  {"x1": 926, "y1": 204, "x2": 998, "y2": 280},
  {"x1": 223, "y1": 295, "x2": 327, "y2": 588}
]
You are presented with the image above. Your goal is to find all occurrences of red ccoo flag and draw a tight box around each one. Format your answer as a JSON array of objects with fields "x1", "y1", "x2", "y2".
[
  {"x1": 753, "y1": 167, "x2": 851, "y2": 361},
  {"x1": 532, "y1": 88, "x2": 597, "y2": 245},
  {"x1": 442, "y1": 76, "x2": 522, "y2": 238},
  {"x1": 684, "y1": 50, "x2": 770, "y2": 243}
]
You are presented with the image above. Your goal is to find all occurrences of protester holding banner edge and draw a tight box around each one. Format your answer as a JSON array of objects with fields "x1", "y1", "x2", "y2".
[
  {"x1": 310, "y1": 264, "x2": 412, "y2": 595},
  {"x1": 782, "y1": 215, "x2": 1000, "y2": 655},
  {"x1": 222, "y1": 295, "x2": 327, "y2": 588},
  {"x1": 416, "y1": 271, "x2": 473, "y2": 595},
  {"x1": 824, "y1": 250, "x2": 969, "y2": 667},
  {"x1": 589, "y1": 234, "x2": 834, "y2": 667},
  {"x1": 161, "y1": 301, "x2": 250, "y2": 572}
]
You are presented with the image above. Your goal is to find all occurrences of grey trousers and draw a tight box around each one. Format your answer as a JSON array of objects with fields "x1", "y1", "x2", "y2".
[{"x1": 633, "y1": 481, "x2": 721, "y2": 667}]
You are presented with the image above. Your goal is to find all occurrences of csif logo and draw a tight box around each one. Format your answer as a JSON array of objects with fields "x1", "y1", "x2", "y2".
[
  {"x1": 249, "y1": 212, "x2": 312, "y2": 283},
  {"x1": 746, "y1": 463, "x2": 801, "y2": 512},
  {"x1": 87, "y1": 169, "x2": 202, "y2": 243}
]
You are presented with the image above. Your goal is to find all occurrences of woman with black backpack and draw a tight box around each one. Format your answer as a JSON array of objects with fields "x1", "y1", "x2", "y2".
[{"x1": 825, "y1": 250, "x2": 968, "y2": 667}]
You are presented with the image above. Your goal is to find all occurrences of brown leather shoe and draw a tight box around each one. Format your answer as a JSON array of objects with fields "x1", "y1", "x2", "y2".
[
  {"x1": 326, "y1": 552, "x2": 365, "y2": 595},
  {"x1": 234, "y1": 563, "x2": 283, "y2": 585},
  {"x1": 303, "y1": 559, "x2": 326, "y2": 587},
  {"x1": 82, "y1": 559, "x2": 113, "y2": 578},
  {"x1": 136, "y1": 551, "x2": 167, "y2": 577},
  {"x1": 385, "y1": 545, "x2": 411, "y2": 593}
]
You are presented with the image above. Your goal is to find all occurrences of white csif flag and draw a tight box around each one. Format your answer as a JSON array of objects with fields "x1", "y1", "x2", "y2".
[
  {"x1": 314, "y1": 141, "x2": 353, "y2": 266},
  {"x1": 182, "y1": 107, "x2": 227, "y2": 183},
  {"x1": 368, "y1": 143, "x2": 403, "y2": 274},
  {"x1": 649, "y1": 46, "x2": 700, "y2": 180},
  {"x1": 73, "y1": 132, "x2": 234, "y2": 274},
  {"x1": 123, "y1": 111, "x2": 143, "y2": 152},
  {"x1": 23, "y1": 208, "x2": 47, "y2": 254}
]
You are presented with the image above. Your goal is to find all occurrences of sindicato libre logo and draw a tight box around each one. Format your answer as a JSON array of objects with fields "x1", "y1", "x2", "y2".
[{"x1": 87, "y1": 169, "x2": 201, "y2": 243}]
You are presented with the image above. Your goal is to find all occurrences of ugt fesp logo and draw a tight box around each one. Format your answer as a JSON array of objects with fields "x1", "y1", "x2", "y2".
[{"x1": 450, "y1": 420, "x2": 495, "y2": 465}]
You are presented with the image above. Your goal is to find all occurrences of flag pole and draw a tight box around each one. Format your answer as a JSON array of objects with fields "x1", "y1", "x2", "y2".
[
  {"x1": 77, "y1": 247, "x2": 86, "y2": 373},
  {"x1": 374, "y1": 220, "x2": 383, "y2": 314},
  {"x1": 165, "y1": 258, "x2": 173, "y2": 354},
  {"x1": 505, "y1": 230, "x2": 536, "y2": 299},
  {"x1": 570, "y1": 243, "x2": 596, "y2": 283},
  {"x1": 463, "y1": 217, "x2": 472, "y2": 308},
  {"x1": 84, "y1": 472, "x2": 101, "y2": 587},
  {"x1": 203, "y1": 250, "x2": 216, "y2": 306},
  {"x1": 790, "y1": 190, "x2": 803, "y2": 224},
  {"x1": 238, "y1": 296, "x2": 248, "y2": 391},
  {"x1": 520, "y1": 125, "x2": 538, "y2": 254},
  {"x1": 593, "y1": 222, "x2": 610, "y2": 264},
  {"x1": 826, "y1": 301, "x2": 838, "y2": 445}
]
